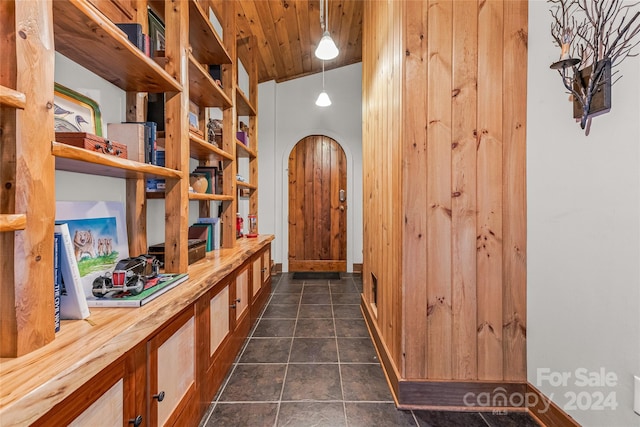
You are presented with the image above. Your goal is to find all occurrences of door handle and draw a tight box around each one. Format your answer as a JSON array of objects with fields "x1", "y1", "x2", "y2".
[{"x1": 339, "y1": 189, "x2": 346, "y2": 202}]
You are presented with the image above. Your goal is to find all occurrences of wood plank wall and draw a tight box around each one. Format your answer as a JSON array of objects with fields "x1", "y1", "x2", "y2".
[
  {"x1": 362, "y1": 0, "x2": 405, "y2": 369},
  {"x1": 362, "y1": 0, "x2": 527, "y2": 385}
]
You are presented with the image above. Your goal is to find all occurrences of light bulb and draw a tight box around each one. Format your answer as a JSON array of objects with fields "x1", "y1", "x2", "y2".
[
  {"x1": 315, "y1": 31, "x2": 339, "y2": 60},
  {"x1": 315, "y1": 90, "x2": 332, "y2": 107}
]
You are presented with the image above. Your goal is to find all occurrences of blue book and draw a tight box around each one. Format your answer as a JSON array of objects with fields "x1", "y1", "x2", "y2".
[
  {"x1": 53, "y1": 232, "x2": 61, "y2": 332},
  {"x1": 126, "y1": 121, "x2": 157, "y2": 164}
]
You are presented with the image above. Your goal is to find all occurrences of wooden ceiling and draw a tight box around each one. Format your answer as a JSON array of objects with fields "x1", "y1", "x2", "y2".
[{"x1": 219, "y1": 0, "x2": 363, "y2": 83}]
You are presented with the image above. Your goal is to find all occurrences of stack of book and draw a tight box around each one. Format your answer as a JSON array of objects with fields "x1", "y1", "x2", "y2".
[{"x1": 188, "y1": 217, "x2": 221, "y2": 251}]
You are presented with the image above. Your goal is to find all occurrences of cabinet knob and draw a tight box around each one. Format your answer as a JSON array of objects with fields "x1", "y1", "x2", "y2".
[
  {"x1": 230, "y1": 304, "x2": 236, "y2": 309},
  {"x1": 129, "y1": 415, "x2": 143, "y2": 426},
  {"x1": 153, "y1": 391, "x2": 165, "y2": 402},
  {"x1": 261, "y1": 268, "x2": 267, "y2": 272},
  {"x1": 235, "y1": 298, "x2": 241, "y2": 303}
]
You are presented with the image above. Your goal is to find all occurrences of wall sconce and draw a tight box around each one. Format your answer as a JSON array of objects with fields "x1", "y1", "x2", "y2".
[{"x1": 549, "y1": 0, "x2": 640, "y2": 132}]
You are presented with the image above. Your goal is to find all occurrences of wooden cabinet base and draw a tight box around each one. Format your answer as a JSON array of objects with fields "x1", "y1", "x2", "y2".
[{"x1": 1, "y1": 238, "x2": 273, "y2": 427}]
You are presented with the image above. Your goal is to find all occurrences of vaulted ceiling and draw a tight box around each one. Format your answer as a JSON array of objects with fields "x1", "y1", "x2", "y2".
[{"x1": 221, "y1": 0, "x2": 363, "y2": 83}]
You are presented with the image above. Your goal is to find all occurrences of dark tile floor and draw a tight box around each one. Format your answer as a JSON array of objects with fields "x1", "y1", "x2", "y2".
[{"x1": 200, "y1": 273, "x2": 541, "y2": 427}]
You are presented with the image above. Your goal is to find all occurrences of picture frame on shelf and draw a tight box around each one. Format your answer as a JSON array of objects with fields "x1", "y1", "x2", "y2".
[
  {"x1": 148, "y1": 6, "x2": 165, "y2": 56},
  {"x1": 56, "y1": 201, "x2": 130, "y2": 299},
  {"x1": 53, "y1": 83, "x2": 103, "y2": 136}
]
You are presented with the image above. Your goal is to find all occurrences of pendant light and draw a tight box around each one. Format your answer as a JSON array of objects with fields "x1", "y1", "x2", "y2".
[
  {"x1": 315, "y1": 0, "x2": 339, "y2": 60},
  {"x1": 315, "y1": 61, "x2": 332, "y2": 107}
]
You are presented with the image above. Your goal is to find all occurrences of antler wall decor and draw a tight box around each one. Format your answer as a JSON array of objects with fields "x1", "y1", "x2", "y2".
[{"x1": 549, "y1": 0, "x2": 640, "y2": 132}]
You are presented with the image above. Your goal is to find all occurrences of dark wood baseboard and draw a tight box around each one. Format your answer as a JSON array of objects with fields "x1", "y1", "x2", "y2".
[
  {"x1": 526, "y1": 383, "x2": 581, "y2": 427},
  {"x1": 274, "y1": 263, "x2": 282, "y2": 274},
  {"x1": 397, "y1": 380, "x2": 527, "y2": 411},
  {"x1": 352, "y1": 263, "x2": 363, "y2": 273}
]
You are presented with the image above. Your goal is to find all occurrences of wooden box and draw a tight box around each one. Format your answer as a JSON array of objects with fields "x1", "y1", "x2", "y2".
[
  {"x1": 55, "y1": 132, "x2": 128, "y2": 159},
  {"x1": 148, "y1": 239, "x2": 206, "y2": 265}
]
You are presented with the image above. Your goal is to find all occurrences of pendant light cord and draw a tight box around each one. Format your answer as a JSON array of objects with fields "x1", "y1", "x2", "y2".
[{"x1": 322, "y1": 61, "x2": 325, "y2": 89}]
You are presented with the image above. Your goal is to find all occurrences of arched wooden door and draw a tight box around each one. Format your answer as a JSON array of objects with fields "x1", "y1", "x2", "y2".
[{"x1": 288, "y1": 135, "x2": 347, "y2": 272}]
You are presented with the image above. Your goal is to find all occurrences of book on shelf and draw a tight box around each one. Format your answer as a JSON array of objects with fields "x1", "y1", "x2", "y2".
[
  {"x1": 107, "y1": 123, "x2": 146, "y2": 163},
  {"x1": 53, "y1": 232, "x2": 61, "y2": 332},
  {"x1": 54, "y1": 223, "x2": 91, "y2": 320},
  {"x1": 189, "y1": 223, "x2": 213, "y2": 251},
  {"x1": 85, "y1": 273, "x2": 188, "y2": 308},
  {"x1": 125, "y1": 121, "x2": 157, "y2": 164},
  {"x1": 197, "y1": 217, "x2": 221, "y2": 250}
]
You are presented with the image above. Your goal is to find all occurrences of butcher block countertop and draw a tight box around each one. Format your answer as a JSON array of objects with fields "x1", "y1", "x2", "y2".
[{"x1": 0, "y1": 235, "x2": 274, "y2": 426}]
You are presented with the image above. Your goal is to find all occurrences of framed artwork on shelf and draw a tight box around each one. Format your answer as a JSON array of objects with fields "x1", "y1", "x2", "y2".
[
  {"x1": 148, "y1": 6, "x2": 165, "y2": 56},
  {"x1": 56, "y1": 201, "x2": 130, "y2": 299},
  {"x1": 53, "y1": 83, "x2": 103, "y2": 136}
]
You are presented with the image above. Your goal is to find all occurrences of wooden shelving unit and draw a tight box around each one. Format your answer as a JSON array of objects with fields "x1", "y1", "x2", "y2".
[
  {"x1": 189, "y1": 132, "x2": 233, "y2": 161},
  {"x1": 188, "y1": 54, "x2": 231, "y2": 109},
  {"x1": 189, "y1": 192, "x2": 234, "y2": 202},
  {"x1": 52, "y1": 142, "x2": 183, "y2": 179},
  {"x1": 0, "y1": 215, "x2": 27, "y2": 232},
  {"x1": 188, "y1": 0, "x2": 231, "y2": 66},
  {"x1": 2, "y1": 2, "x2": 271, "y2": 425},
  {"x1": 1, "y1": 0, "x2": 261, "y2": 357},
  {"x1": 52, "y1": 0, "x2": 181, "y2": 93},
  {"x1": 235, "y1": 87, "x2": 256, "y2": 116},
  {"x1": 236, "y1": 140, "x2": 257, "y2": 158},
  {"x1": 236, "y1": 181, "x2": 257, "y2": 191},
  {"x1": 0, "y1": 85, "x2": 26, "y2": 109}
]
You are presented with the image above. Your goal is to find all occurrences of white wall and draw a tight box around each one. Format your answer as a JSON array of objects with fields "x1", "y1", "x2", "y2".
[
  {"x1": 258, "y1": 63, "x2": 363, "y2": 272},
  {"x1": 527, "y1": 2, "x2": 640, "y2": 426}
]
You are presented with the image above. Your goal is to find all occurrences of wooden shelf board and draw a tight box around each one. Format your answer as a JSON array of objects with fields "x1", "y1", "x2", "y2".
[
  {"x1": 189, "y1": 0, "x2": 231, "y2": 65},
  {"x1": 189, "y1": 55, "x2": 231, "y2": 108},
  {"x1": 235, "y1": 87, "x2": 256, "y2": 116},
  {"x1": 235, "y1": 140, "x2": 256, "y2": 158},
  {"x1": 190, "y1": 132, "x2": 233, "y2": 161},
  {"x1": 0, "y1": 214, "x2": 27, "y2": 232},
  {"x1": 52, "y1": 0, "x2": 181, "y2": 93},
  {"x1": 52, "y1": 142, "x2": 183, "y2": 180},
  {"x1": 0, "y1": 86, "x2": 26, "y2": 109},
  {"x1": 188, "y1": 193, "x2": 234, "y2": 202},
  {"x1": 236, "y1": 181, "x2": 257, "y2": 190}
]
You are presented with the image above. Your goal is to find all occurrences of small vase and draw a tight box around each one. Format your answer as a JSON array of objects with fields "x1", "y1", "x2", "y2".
[{"x1": 190, "y1": 173, "x2": 208, "y2": 193}]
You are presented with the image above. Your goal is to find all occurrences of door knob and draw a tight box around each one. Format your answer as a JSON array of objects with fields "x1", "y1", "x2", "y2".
[{"x1": 339, "y1": 206, "x2": 345, "y2": 212}]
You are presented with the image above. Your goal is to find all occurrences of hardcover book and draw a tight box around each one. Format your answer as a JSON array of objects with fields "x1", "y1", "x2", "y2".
[
  {"x1": 55, "y1": 223, "x2": 91, "y2": 320},
  {"x1": 85, "y1": 273, "x2": 188, "y2": 307},
  {"x1": 107, "y1": 123, "x2": 146, "y2": 163},
  {"x1": 53, "y1": 232, "x2": 61, "y2": 332}
]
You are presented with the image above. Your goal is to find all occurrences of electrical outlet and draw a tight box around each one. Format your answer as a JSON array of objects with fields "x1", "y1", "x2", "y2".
[{"x1": 635, "y1": 375, "x2": 640, "y2": 416}]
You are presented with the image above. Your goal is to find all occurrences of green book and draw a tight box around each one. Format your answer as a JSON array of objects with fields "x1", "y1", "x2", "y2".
[{"x1": 85, "y1": 273, "x2": 188, "y2": 307}]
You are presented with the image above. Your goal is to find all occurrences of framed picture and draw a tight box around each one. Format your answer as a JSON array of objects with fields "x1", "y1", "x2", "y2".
[
  {"x1": 148, "y1": 7, "x2": 165, "y2": 56},
  {"x1": 54, "y1": 83, "x2": 103, "y2": 136},
  {"x1": 56, "y1": 201, "x2": 129, "y2": 298}
]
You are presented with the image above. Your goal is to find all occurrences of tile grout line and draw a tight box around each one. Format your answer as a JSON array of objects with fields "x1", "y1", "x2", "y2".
[
  {"x1": 330, "y1": 277, "x2": 350, "y2": 426},
  {"x1": 272, "y1": 277, "x2": 303, "y2": 426}
]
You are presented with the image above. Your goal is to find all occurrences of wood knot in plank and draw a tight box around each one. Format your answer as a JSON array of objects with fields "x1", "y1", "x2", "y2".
[{"x1": 477, "y1": 321, "x2": 495, "y2": 334}]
